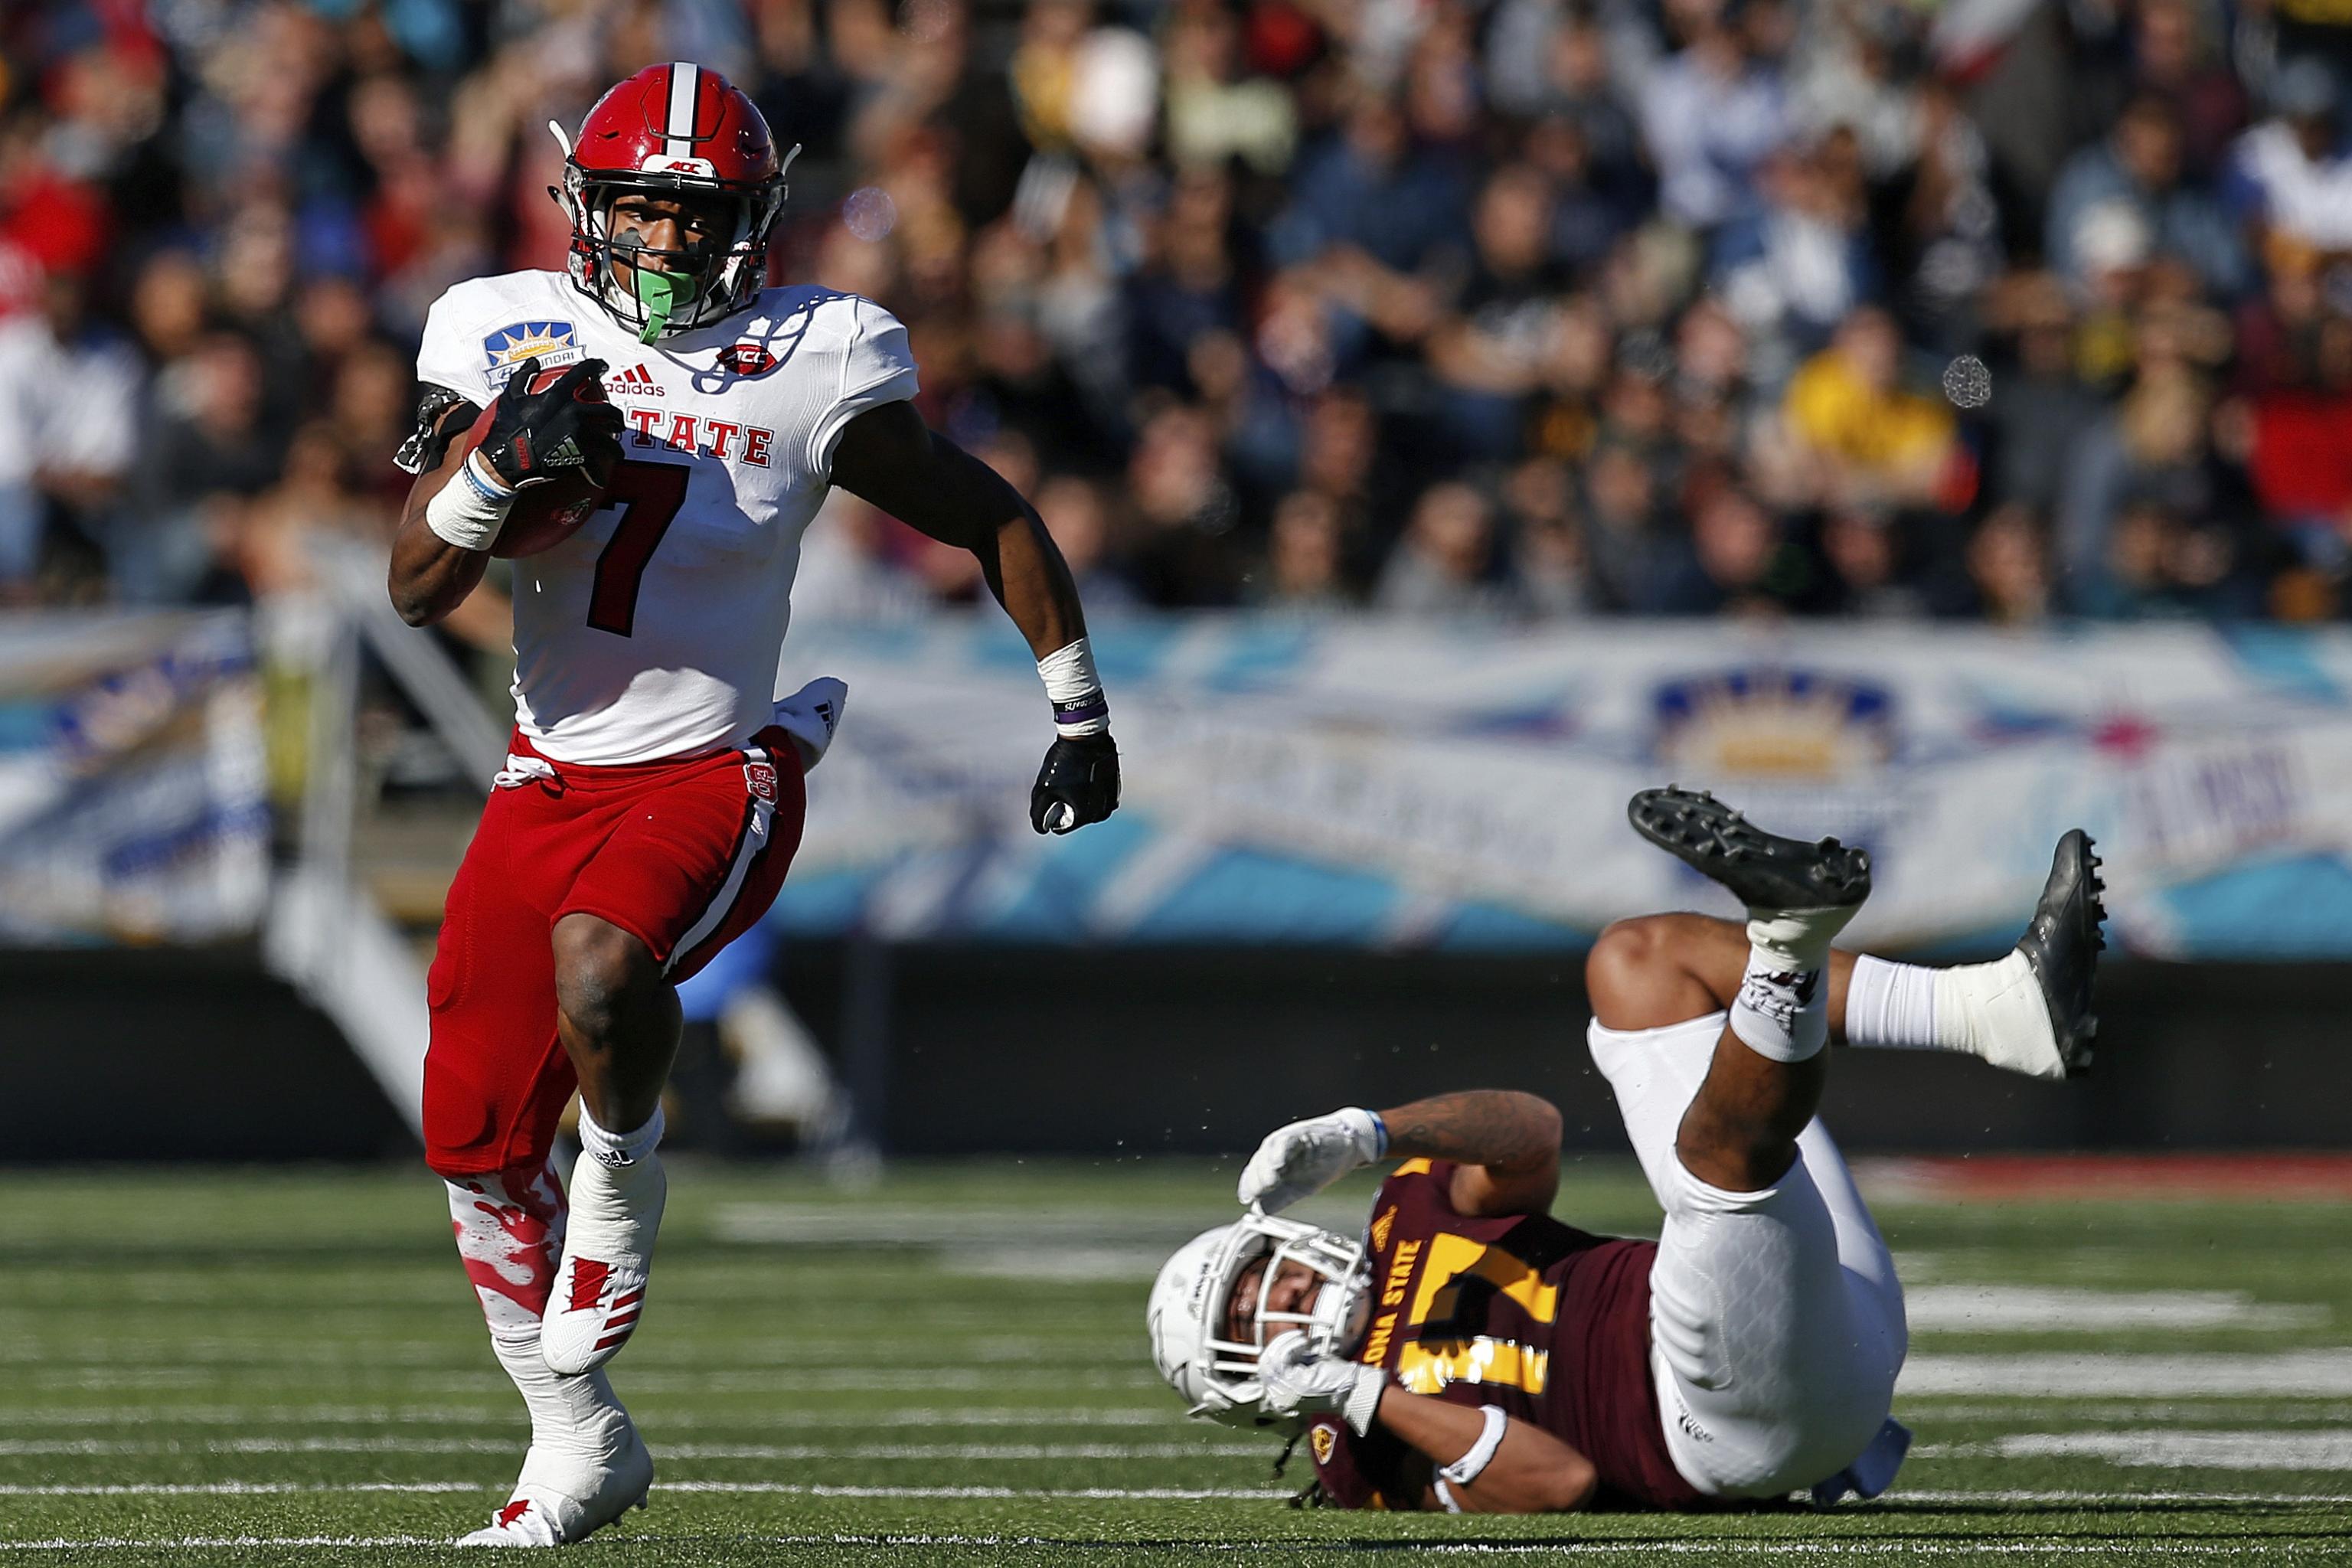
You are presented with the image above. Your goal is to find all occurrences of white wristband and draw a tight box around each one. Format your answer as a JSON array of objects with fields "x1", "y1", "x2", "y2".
[
  {"x1": 1433, "y1": 1477, "x2": 1465, "y2": 1514},
  {"x1": 1436, "y1": 1403, "x2": 1510, "y2": 1489},
  {"x1": 1037, "y1": 637, "x2": 1109, "y2": 738},
  {"x1": 424, "y1": 452, "x2": 514, "y2": 552}
]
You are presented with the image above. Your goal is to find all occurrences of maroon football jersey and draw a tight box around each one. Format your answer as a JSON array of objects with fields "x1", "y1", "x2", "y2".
[{"x1": 1306, "y1": 1159, "x2": 1711, "y2": 1511}]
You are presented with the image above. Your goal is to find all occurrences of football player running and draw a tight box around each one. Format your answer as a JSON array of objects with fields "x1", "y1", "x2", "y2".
[
  {"x1": 1151, "y1": 788, "x2": 2105, "y2": 1512},
  {"x1": 390, "y1": 64, "x2": 1120, "y2": 1546}
]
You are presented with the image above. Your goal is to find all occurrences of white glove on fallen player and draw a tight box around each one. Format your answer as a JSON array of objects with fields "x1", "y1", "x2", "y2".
[
  {"x1": 773, "y1": 677, "x2": 848, "y2": 773},
  {"x1": 1236, "y1": 1106, "x2": 1386, "y2": 1214},
  {"x1": 1259, "y1": 1330, "x2": 1389, "y2": 1436}
]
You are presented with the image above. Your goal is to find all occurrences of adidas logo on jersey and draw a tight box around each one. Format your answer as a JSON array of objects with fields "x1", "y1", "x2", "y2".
[{"x1": 606, "y1": 364, "x2": 666, "y2": 397}]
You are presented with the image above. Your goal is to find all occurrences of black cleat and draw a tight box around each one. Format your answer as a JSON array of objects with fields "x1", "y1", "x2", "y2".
[
  {"x1": 2014, "y1": 828, "x2": 2106, "y2": 1076},
  {"x1": 1628, "y1": 786, "x2": 1872, "y2": 910}
]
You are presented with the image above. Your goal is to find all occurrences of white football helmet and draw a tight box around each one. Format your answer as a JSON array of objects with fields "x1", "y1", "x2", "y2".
[{"x1": 1147, "y1": 1211, "x2": 1370, "y2": 1432}]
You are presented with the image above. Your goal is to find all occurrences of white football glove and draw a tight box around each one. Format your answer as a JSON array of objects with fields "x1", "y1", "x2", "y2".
[
  {"x1": 1259, "y1": 1330, "x2": 1389, "y2": 1436},
  {"x1": 1237, "y1": 1106, "x2": 1386, "y2": 1214}
]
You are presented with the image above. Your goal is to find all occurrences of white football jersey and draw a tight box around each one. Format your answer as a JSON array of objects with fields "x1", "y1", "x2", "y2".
[{"x1": 414, "y1": 268, "x2": 919, "y2": 765}]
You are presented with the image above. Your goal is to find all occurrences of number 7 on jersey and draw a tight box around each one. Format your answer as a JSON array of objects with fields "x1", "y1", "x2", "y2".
[{"x1": 586, "y1": 458, "x2": 691, "y2": 636}]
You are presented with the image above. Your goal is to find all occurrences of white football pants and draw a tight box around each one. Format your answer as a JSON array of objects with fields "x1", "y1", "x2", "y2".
[{"x1": 1588, "y1": 1012, "x2": 1907, "y2": 1498}]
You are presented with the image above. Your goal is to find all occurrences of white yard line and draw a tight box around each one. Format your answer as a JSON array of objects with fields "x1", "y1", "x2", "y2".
[
  {"x1": 1900, "y1": 1351, "x2": 2352, "y2": 1398},
  {"x1": 0, "y1": 1481, "x2": 1284, "y2": 1500},
  {"x1": 22, "y1": 1367, "x2": 1165, "y2": 1393},
  {"x1": 1922, "y1": 1431, "x2": 2352, "y2": 1471},
  {"x1": 0, "y1": 1438, "x2": 1259, "y2": 1460},
  {"x1": 1902, "y1": 1286, "x2": 2327, "y2": 1333},
  {"x1": 0, "y1": 1404, "x2": 1175, "y2": 1429}
]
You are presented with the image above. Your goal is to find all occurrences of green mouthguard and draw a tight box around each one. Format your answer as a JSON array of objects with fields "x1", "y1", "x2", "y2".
[{"x1": 634, "y1": 268, "x2": 691, "y2": 345}]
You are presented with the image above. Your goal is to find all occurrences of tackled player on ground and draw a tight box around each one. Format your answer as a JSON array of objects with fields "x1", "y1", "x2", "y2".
[
  {"x1": 390, "y1": 62, "x2": 1122, "y2": 1547},
  {"x1": 1151, "y1": 788, "x2": 2106, "y2": 1512}
]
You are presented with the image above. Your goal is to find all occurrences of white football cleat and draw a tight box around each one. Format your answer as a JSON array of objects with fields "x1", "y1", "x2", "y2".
[
  {"x1": 773, "y1": 676, "x2": 848, "y2": 773},
  {"x1": 540, "y1": 1152, "x2": 665, "y2": 1376},
  {"x1": 456, "y1": 1421, "x2": 655, "y2": 1547}
]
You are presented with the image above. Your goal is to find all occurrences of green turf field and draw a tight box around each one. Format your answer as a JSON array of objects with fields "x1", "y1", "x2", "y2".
[{"x1": 5, "y1": 1160, "x2": 2351, "y2": 1564}]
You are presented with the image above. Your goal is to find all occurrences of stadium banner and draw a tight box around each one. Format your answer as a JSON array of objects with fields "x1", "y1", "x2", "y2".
[
  {"x1": 0, "y1": 610, "x2": 269, "y2": 945},
  {"x1": 776, "y1": 617, "x2": 2352, "y2": 959}
]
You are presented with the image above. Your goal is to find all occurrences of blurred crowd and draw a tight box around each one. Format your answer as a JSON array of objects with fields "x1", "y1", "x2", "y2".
[{"x1": 15, "y1": 0, "x2": 2352, "y2": 625}]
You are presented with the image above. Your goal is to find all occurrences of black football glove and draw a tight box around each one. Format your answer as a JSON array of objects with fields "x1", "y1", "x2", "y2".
[
  {"x1": 478, "y1": 356, "x2": 622, "y2": 491},
  {"x1": 1031, "y1": 733, "x2": 1120, "y2": 835}
]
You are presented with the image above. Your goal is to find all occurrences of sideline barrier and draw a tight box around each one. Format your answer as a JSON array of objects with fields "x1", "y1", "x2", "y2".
[{"x1": 779, "y1": 616, "x2": 2352, "y2": 957}]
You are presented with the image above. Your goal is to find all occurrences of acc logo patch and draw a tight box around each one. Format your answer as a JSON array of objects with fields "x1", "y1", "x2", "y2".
[
  {"x1": 744, "y1": 760, "x2": 779, "y2": 805},
  {"x1": 1369, "y1": 1205, "x2": 1396, "y2": 1254},
  {"x1": 720, "y1": 341, "x2": 779, "y2": 376},
  {"x1": 1309, "y1": 1425, "x2": 1337, "y2": 1465},
  {"x1": 483, "y1": 321, "x2": 581, "y2": 388}
]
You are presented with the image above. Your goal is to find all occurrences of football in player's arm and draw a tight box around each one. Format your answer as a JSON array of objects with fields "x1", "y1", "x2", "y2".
[
  {"x1": 1238, "y1": 1090, "x2": 1599, "y2": 1514},
  {"x1": 389, "y1": 350, "x2": 1118, "y2": 838}
]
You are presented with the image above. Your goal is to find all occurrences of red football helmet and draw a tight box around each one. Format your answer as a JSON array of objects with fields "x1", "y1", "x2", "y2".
[{"x1": 550, "y1": 63, "x2": 798, "y2": 341}]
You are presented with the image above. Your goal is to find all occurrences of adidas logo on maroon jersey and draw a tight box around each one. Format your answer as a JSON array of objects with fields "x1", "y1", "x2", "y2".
[{"x1": 606, "y1": 364, "x2": 665, "y2": 397}]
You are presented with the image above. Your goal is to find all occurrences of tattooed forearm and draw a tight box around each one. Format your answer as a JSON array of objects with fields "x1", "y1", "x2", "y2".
[{"x1": 1374, "y1": 1090, "x2": 1563, "y2": 1171}]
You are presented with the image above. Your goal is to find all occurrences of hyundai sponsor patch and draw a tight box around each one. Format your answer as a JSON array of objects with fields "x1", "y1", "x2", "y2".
[{"x1": 483, "y1": 321, "x2": 583, "y2": 387}]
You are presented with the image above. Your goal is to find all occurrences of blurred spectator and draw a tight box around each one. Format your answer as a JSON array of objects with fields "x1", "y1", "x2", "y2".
[
  {"x1": 0, "y1": 273, "x2": 139, "y2": 599},
  {"x1": 2057, "y1": 365, "x2": 2222, "y2": 602},
  {"x1": 1968, "y1": 503, "x2": 2056, "y2": 625},
  {"x1": 1253, "y1": 491, "x2": 1354, "y2": 613},
  {"x1": 1504, "y1": 457, "x2": 1593, "y2": 617},
  {"x1": 1268, "y1": 93, "x2": 1470, "y2": 278},
  {"x1": 1984, "y1": 273, "x2": 2106, "y2": 516},
  {"x1": 1036, "y1": 474, "x2": 1139, "y2": 607},
  {"x1": 1376, "y1": 482, "x2": 1517, "y2": 616},
  {"x1": 1668, "y1": 484, "x2": 1791, "y2": 616},
  {"x1": 2226, "y1": 59, "x2": 2352, "y2": 256},
  {"x1": 127, "y1": 333, "x2": 283, "y2": 604},
  {"x1": 1427, "y1": 166, "x2": 1570, "y2": 459},
  {"x1": 2047, "y1": 93, "x2": 2246, "y2": 299},
  {"x1": 1811, "y1": 504, "x2": 1910, "y2": 616},
  {"x1": 2128, "y1": 0, "x2": 2247, "y2": 180},
  {"x1": 1714, "y1": 132, "x2": 1878, "y2": 350},
  {"x1": 1639, "y1": 0, "x2": 1792, "y2": 230},
  {"x1": 1779, "y1": 307, "x2": 1958, "y2": 508}
]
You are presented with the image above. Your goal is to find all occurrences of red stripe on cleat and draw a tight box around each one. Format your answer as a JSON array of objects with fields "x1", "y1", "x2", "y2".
[
  {"x1": 594, "y1": 1331, "x2": 634, "y2": 1351},
  {"x1": 567, "y1": 1259, "x2": 612, "y2": 1312}
]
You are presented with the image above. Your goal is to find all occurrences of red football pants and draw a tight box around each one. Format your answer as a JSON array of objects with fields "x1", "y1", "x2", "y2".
[{"x1": 422, "y1": 727, "x2": 806, "y2": 1177}]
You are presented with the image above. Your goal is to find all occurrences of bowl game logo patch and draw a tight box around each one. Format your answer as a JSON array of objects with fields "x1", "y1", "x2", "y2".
[{"x1": 484, "y1": 321, "x2": 581, "y2": 388}]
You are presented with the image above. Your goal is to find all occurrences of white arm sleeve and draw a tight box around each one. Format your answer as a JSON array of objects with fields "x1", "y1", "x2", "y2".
[
  {"x1": 415, "y1": 286, "x2": 496, "y2": 409},
  {"x1": 808, "y1": 298, "x2": 921, "y2": 478}
]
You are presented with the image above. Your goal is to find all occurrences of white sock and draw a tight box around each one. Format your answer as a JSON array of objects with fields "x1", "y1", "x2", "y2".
[
  {"x1": 578, "y1": 1102, "x2": 664, "y2": 1169},
  {"x1": 492, "y1": 1326, "x2": 632, "y2": 1459},
  {"x1": 1845, "y1": 952, "x2": 2039, "y2": 1061},
  {"x1": 1730, "y1": 949, "x2": 1828, "y2": 1063},
  {"x1": 1844, "y1": 955, "x2": 1942, "y2": 1049}
]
